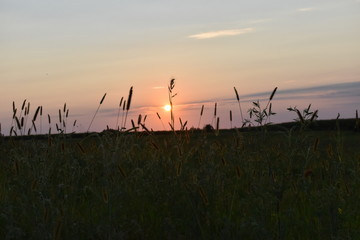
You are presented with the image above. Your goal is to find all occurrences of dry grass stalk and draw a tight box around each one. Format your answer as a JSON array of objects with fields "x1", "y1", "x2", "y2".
[
  {"x1": 137, "y1": 114, "x2": 142, "y2": 125},
  {"x1": 168, "y1": 79, "x2": 177, "y2": 131},
  {"x1": 15, "y1": 116, "x2": 21, "y2": 131},
  {"x1": 131, "y1": 119, "x2": 136, "y2": 131},
  {"x1": 296, "y1": 109, "x2": 305, "y2": 123},
  {"x1": 211, "y1": 102, "x2": 217, "y2": 126},
  {"x1": 116, "y1": 97, "x2": 124, "y2": 130},
  {"x1": 32, "y1": 120, "x2": 37, "y2": 133},
  {"x1": 72, "y1": 120, "x2": 77, "y2": 132},
  {"x1": 58, "y1": 109, "x2": 62, "y2": 124},
  {"x1": 310, "y1": 110, "x2": 318, "y2": 122},
  {"x1": 269, "y1": 87, "x2": 278, "y2": 101},
  {"x1": 179, "y1": 117, "x2": 187, "y2": 130},
  {"x1": 40, "y1": 106, "x2": 42, "y2": 134},
  {"x1": 123, "y1": 87, "x2": 133, "y2": 130},
  {"x1": 87, "y1": 93, "x2": 107, "y2": 132},
  {"x1": 214, "y1": 102, "x2": 217, "y2": 117},
  {"x1": 197, "y1": 105, "x2": 204, "y2": 129},
  {"x1": 140, "y1": 123, "x2": 151, "y2": 135},
  {"x1": 9, "y1": 126, "x2": 14, "y2": 136},
  {"x1": 156, "y1": 112, "x2": 166, "y2": 130},
  {"x1": 234, "y1": 87, "x2": 244, "y2": 124},
  {"x1": 21, "y1": 99, "x2": 26, "y2": 111},
  {"x1": 28, "y1": 106, "x2": 41, "y2": 134}
]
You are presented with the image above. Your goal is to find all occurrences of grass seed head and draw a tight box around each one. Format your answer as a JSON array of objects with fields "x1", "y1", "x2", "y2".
[
  {"x1": 234, "y1": 87, "x2": 240, "y2": 101},
  {"x1": 269, "y1": 87, "x2": 278, "y2": 101},
  {"x1": 214, "y1": 102, "x2": 217, "y2": 116},
  {"x1": 100, "y1": 93, "x2": 107, "y2": 104},
  {"x1": 21, "y1": 99, "x2": 26, "y2": 110},
  {"x1": 126, "y1": 87, "x2": 133, "y2": 111},
  {"x1": 33, "y1": 106, "x2": 41, "y2": 122},
  {"x1": 58, "y1": 109, "x2": 62, "y2": 123},
  {"x1": 119, "y1": 96, "x2": 124, "y2": 107}
]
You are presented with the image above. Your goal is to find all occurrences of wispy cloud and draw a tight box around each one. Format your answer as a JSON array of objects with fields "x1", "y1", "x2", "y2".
[
  {"x1": 297, "y1": 7, "x2": 315, "y2": 12},
  {"x1": 248, "y1": 18, "x2": 273, "y2": 24},
  {"x1": 188, "y1": 28, "x2": 254, "y2": 40},
  {"x1": 152, "y1": 86, "x2": 165, "y2": 90}
]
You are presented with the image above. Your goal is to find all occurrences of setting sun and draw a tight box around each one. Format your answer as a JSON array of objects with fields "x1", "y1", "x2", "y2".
[{"x1": 164, "y1": 104, "x2": 171, "y2": 111}]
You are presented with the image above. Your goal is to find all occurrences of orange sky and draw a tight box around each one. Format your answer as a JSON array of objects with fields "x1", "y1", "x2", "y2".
[{"x1": 1, "y1": 0, "x2": 359, "y2": 135}]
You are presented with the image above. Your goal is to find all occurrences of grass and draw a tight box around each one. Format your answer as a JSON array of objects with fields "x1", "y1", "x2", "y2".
[{"x1": 0, "y1": 81, "x2": 359, "y2": 239}]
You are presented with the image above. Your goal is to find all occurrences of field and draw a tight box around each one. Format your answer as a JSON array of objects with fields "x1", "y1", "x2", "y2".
[{"x1": 1, "y1": 118, "x2": 360, "y2": 239}]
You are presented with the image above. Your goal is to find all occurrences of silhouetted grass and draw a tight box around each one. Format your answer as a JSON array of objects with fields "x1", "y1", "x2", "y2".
[{"x1": 0, "y1": 83, "x2": 359, "y2": 239}]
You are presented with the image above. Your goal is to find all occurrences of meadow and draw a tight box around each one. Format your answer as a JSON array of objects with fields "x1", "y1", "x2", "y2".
[{"x1": 1, "y1": 81, "x2": 360, "y2": 239}]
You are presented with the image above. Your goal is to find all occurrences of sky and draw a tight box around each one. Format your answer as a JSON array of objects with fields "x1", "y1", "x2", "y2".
[{"x1": 1, "y1": 0, "x2": 359, "y2": 134}]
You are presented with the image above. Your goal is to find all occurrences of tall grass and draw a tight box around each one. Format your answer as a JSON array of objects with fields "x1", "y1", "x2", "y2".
[
  {"x1": 1, "y1": 83, "x2": 359, "y2": 239},
  {"x1": 123, "y1": 86, "x2": 133, "y2": 130},
  {"x1": 87, "y1": 93, "x2": 107, "y2": 132},
  {"x1": 233, "y1": 87, "x2": 244, "y2": 125},
  {"x1": 168, "y1": 79, "x2": 177, "y2": 131}
]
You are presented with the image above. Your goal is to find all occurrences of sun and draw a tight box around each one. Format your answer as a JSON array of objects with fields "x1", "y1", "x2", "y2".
[{"x1": 164, "y1": 104, "x2": 171, "y2": 111}]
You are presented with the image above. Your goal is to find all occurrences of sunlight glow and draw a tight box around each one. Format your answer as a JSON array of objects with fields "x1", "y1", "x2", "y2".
[{"x1": 164, "y1": 105, "x2": 171, "y2": 111}]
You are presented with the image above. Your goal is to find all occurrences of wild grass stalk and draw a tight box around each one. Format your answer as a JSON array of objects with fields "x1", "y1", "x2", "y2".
[
  {"x1": 24, "y1": 102, "x2": 30, "y2": 135},
  {"x1": 168, "y1": 79, "x2": 177, "y2": 131},
  {"x1": 115, "y1": 97, "x2": 124, "y2": 130},
  {"x1": 156, "y1": 112, "x2": 166, "y2": 130},
  {"x1": 234, "y1": 87, "x2": 244, "y2": 125},
  {"x1": 121, "y1": 100, "x2": 126, "y2": 130},
  {"x1": 11, "y1": 101, "x2": 16, "y2": 132},
  {"x1": 58, "y1": 109, "x2": 63, "y2": 133},
  {"x1": 40, "y1": 106, "x2": 43, "y2": 134},
  {"x1": 247, "y1": 87, "x2": 278, "y2": 127},
  {"x1": 123, "y1": 87, "x2": 133, "y2": 130},
  {"x1": 72, "y1": 120, "x2": 77, "y2": 133},
  {"x1": 87, "y1": 93, "x2": 107, "y2": 132},
  {"x1": 179, "y1": 117, "x2": 188, "y2": 131},
  {"x1": 29, "y1": 106, "x2": 41, "y2": 134},
  {"x1": 211, "y1": 102, "x2": 217, "y2": 126},
  {"x1": 197, "y1": 105, "x2": 204, "y2": 129},
  {"x1": 47, "y1": 114, "x2": 51, "y2": 135},
  {"x1": 137, "y1": 114, "x2": 142, "y2": 128}
]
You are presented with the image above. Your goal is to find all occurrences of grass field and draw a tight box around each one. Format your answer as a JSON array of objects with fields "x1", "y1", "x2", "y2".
[
  {"x1": 1, "y1": 82, "x2": 360, "y2": 239},
  {"x1": 1, "y1": 118, "x2": 360, "y2": 239}
]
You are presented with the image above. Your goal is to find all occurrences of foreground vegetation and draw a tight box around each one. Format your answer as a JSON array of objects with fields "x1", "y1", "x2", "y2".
[
  {"x1": 1, "y1": 119, "x2": 360, "y2": 239},
  {"x1": 1, "y1": 81, "x2": 359, "y2": 239}
]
